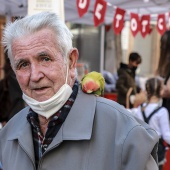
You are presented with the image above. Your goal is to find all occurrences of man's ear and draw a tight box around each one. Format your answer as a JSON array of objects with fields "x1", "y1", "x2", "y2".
[
  {"x1": 69, "y1": 48, "x2": 79, "y2": 69},
  {"x1": 68, "y1": 48, "x2": 79, "y2": 78}
]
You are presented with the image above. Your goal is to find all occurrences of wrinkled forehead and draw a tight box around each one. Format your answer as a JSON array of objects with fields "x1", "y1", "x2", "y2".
[
  {"x1": 12, "y1": 29, "x2": 58, "y2": 53},
  {"x1": 10, "y1": 29, "x2": 62, "y2": 66}
]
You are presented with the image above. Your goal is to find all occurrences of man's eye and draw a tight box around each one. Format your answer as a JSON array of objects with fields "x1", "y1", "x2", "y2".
[
  {"x1": 42, "y1": 57, "x2": 51, "y2": 62},
  {"x1": 21, "y1": 62, "x2": 29, "y2": 67},
  {"x1": 16, "y1": 62, "x2": 29, "y2": 70}
]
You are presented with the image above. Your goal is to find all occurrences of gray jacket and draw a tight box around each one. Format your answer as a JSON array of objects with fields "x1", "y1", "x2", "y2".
[{"x1": 0, "y1": 88, "x2": 159, "y2": 170}]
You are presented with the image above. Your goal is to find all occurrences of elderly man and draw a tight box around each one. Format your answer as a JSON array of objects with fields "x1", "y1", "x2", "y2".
[{"x1": 0, "y1": 12, "x2": 159, "y2": 170}]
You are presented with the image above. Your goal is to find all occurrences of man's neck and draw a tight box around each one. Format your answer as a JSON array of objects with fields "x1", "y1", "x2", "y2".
[{"x1": 38, "y1": 115, "x2": 51, "y2": 136}]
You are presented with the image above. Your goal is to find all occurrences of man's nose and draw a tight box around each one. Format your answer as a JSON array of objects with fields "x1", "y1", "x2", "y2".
[{"x1": 30, "y1": 64, "x2": 44, "y2": 82}]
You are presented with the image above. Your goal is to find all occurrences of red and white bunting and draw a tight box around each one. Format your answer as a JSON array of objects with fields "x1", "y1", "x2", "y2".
[
  {"x1": 113, "y1": 7, "x2": 126, "y2": 35},
  {"x1": 76, "y1": 0, "x2": 170, "y2": 37},
  {"x1": 76, "y1": 0, "x2": 90, "y2": 17},
  {"x1": 140, "y1": 15, "x2": 150, "y2": 38},
  {"x1": 130, "y1": 13, "x2": 140, "y2": 37},
  {"x1": 148, "y1": 27, "x2": 153, "y2": 34},
  {"x1": 93, "y1": 0, "x2": 107, "y2": 27},
  {"x1": 157, "y1": 14, "x2": 166, "y2": 35}
]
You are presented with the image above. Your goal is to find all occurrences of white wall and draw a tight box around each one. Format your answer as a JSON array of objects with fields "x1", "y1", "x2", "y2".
[{"x1": 133, "y1": 32, "x2": 153, "y2": 76}]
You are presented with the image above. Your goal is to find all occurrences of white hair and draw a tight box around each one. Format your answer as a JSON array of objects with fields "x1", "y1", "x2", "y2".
[{"x1": 2, "y1": 12, "x2": 73, "y2": 64}]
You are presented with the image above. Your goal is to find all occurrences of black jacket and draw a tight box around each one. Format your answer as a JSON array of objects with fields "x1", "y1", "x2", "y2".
[
  {"x1": 116, "y1": 63, "x2": 137, "y2": 107},
  {"x1": 0, "y1": 72, "x2": 25, "y2": 122}
]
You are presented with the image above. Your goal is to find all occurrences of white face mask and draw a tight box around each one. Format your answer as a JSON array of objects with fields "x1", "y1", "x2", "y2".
[{"x1": 22, "y1": 63, "x2": 73, "y2": 119}]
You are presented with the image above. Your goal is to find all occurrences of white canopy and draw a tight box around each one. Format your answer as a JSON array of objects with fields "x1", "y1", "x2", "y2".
[
  {"x1": 65, "y1": 0, "x2": 170, "y2": 25},
  {"x1": 1, "y1": 0, "x2": 170, "y2": 25}
]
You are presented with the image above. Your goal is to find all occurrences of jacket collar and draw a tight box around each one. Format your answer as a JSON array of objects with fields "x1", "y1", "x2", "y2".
[
  {"x1": 7, "y1": 87, "x2": 96, "y2": 153},
  {"x1": 63, "y1": 88, "x2": 96, "y2": 140},
  {"x1": 47, "y1": 88, "x2": 96, "y2": 149}
]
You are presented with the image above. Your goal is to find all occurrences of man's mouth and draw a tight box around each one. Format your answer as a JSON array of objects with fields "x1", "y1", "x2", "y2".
[
  {"x1": 32, "y1": 86, "x2": 49, "y2": 92},
  {"x1": 35, "y1": 87, "x2": 47, "y2": 90}
]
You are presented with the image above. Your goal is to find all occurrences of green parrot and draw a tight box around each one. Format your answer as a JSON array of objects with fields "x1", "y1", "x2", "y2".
[{"x1": 81, "y1": 71, "x2": 105, "y2": 96}]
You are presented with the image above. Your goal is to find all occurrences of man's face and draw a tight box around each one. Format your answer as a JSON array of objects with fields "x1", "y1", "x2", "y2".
[
  {"x1": 129, "y1": 61, "x2": 139, "y2": 69},
  {"x1": 11, "y1": 28, "x2": 77, "y2": 102}
]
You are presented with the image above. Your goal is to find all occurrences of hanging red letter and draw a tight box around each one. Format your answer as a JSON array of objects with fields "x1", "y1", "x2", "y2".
[
  {"x1": 130, "y1": 13, "x2": 140, "y2": 37},
  {"x1": 157, "y1": 14, "x2": 166, "y2": 35},
  {"x1": 113, "y1": 8, "x2": 126, "y2": 35},
  {"x1": 76, "y1": 0, "x2": 90, "y2": 17},
  {"x1": 93, "y1": 0, "x2": 107, "y2": 27},
  {"x1": 140, "y1": 15, "x2": 150, "y2": 38}
]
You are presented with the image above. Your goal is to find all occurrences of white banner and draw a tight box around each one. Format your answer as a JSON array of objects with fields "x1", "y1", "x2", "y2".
[{"x1": 28, "y1": 0, "x2": 65, "y2": 21}]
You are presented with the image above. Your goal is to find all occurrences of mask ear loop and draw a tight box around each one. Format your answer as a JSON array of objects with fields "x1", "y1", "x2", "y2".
[
  {"x1": 65, "y1": 50, "x2": 74, "y2": 85},
  {"x1": 65, "y1": 59, "x2": 69, "y2": 84}
]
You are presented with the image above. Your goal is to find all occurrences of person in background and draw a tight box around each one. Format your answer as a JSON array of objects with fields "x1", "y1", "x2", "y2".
[
  {"x1": 116, "y1": 52, "x2": 145, "y2": 108},
  {"x1": 102, "y1": 70, "x2": 118, "y2": 93},
  {"x1": 135, "y1": 77, "x2": 170, "y2": 170},
  {"x1": 157, "y1": 30, "x2": 170, "y2": 116},
  {"x1": 0, "y1": 12, "x2": 159, "y2": 170},
  {"x1": 0, "y1": 52, "x2": 25, "y2": 127}
]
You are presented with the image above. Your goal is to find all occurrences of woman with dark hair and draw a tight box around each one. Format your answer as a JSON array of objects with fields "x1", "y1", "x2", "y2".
[
  {"x1": 157, "y1": 30, "x2": 170, "y2": 115},
  {"x1": 157, "y1": 30, "x2": 170, "y2": 78}
]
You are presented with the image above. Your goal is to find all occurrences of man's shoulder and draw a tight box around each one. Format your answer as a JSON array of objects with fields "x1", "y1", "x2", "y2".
[
  {"x1": 117, "y1": 67, "x2": 130, "y2": 77},
  {"x1": 96, "y1": 97, "x2": 159, "y2": 143},
  {"x1": 95, "y1": 97, "x2": 158, "y2": 133},
  {"x1": 96, "y1": 97, "x2": 134, "y2": 119},
  {"x1": 96, "y1": 97, "x2": 133, "y2": 121}
]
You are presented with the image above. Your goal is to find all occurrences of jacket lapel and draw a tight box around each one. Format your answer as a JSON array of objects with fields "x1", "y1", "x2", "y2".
[
  {"x1": 7, "y1": 108, "x2": 35, "y2": 162},
  {"x1": 6, "y1": 88, "x2": 96, "y2": 157},
  {"x1": 48, "y1": 89, "x2": 96, "y2": 150},
  {"x1": 17, "y1": 122, "x2": 35, "y2": 161}
]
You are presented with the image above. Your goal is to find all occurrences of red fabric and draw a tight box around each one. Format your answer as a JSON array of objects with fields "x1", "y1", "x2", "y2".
[
  {"x1": 130, "y1": 13, "x2": 140, "y2": 37},
  {"x1": 93, "y1": 0, "x2": 107, "y2": 27},
  {"x1": 140, "y1": 15, "x2": 150, "y2": 38},
  {"x1": 148, "y1": 27, "x2": 153, "y2": 34},
  {"x1": 163, "y1": 149, "x2": 170, "y2": 169},
  {"x1": 113, "y1": 7, "x2": 126, "y2": 35},
  {"x1": 76, "y1": 0, "x2": 90, "y2": 17},
  {"x1": 157, "y1": 14, "x2": 166, "y2": 35},
  {"x1": 104, "y1": 93, "x2": 117, "y2": 101},
  {"x1": 105, "y1": 24, "x2": 112, "y2": 32}
]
